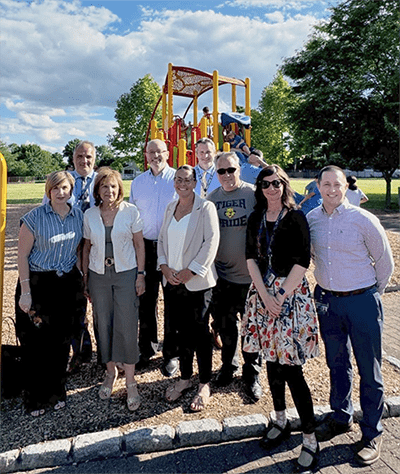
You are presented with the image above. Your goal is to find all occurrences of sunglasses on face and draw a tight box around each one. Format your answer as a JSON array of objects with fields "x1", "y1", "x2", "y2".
[
  {"x1": 217, "y1": 167, "x2": 237, "y2": 175},
  {"x1": 261, "y1": 179, "x2": 282, "y2": 189}
]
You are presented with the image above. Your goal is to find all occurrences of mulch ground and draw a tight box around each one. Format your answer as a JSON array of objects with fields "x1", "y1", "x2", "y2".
[{"x1": 1, "y1": 204, "x2": 399, "y2": 454}]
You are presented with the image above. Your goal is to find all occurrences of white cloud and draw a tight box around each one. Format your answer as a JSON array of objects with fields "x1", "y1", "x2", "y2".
[{"x1": 0, "y1": 0, "x2": 325, "y2": 149}]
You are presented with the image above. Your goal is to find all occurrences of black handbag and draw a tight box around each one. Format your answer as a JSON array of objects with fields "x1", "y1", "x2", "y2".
[{"x1": 1, "y1": 317, "x2": 23, "y2": 399}]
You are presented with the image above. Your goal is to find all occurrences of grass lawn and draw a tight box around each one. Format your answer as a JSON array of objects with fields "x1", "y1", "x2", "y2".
[{"x1": 5, "y1": 178, "x2": 400, "y2": 210}]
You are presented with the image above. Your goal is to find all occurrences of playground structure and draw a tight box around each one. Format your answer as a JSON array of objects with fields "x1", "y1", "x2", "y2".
[{"x1": 146, "y1": 64, "x2": 251, "y2": 168}]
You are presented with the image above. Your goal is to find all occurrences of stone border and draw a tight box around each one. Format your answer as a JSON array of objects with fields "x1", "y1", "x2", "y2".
[{"x1": 2, "y1": 398, "x2": 400, "y2": 473}]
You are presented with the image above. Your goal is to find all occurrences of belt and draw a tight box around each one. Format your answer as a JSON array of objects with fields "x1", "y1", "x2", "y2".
[
  {"x1": 321, "y1": 285, "x2": 374, "y2": 297},
  {"x1": 105, "y1": 257, "x2": 115, "y2": 267},
  {"x1": 144, "y1": 239, "x2": 158, "y2": 249}
]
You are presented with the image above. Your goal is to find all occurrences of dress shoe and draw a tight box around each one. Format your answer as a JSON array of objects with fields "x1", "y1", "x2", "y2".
[
  {"x1": 260, "y1": 421, "x2": 291, "y2": 450},
  {"x1": 355, "y1": 436, "x2": 382, "y2": 466},
  {"x1": 162, "y1": 357, "x2": 179, "y2": 377},
  {"x1": 296, "y1": 444, "x2": 319, "y2": 473},
  {"x1": 135, "y1": 357, "x2": 150, "y2": 372},
  {"x1": 214, "y1": 368, "x2": 235, "y2": 387},
  {"x1": 244, "y1": 375, "x2": 263, "y2": 402},
  {"x1": 315, "y1": 413, "x2": 353, "y2": 442}
]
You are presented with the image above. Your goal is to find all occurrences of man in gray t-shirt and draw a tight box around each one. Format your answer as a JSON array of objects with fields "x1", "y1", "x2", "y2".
[{"x1": 208, "y1": 152, "x2": 262, "y2": 402}]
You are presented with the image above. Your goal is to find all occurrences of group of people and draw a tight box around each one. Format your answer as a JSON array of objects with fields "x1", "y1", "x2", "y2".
[{"x1": 16, "y1": 138, "x2": 394, "y2": 470}]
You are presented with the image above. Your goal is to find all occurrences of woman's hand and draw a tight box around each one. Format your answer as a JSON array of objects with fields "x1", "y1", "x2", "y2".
[
  {"x1": 176, "y1": 268, "x2": 194, "y2": 285},
  {"x1": 260, "y1": 292, "x2": 283, "y2": 318},
  {"x1": 19, "y1": 293, "x2": 32, "y2": 313},
  {"x1": 136, "y1": 275, "x2": 146, "y2": 296},
  {"x1": 160, "y1": 264, "x2": 181, "y2": 286}
]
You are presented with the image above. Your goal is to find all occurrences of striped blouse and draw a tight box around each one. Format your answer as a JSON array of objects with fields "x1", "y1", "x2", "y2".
[{"x1": 21, "y1": 203, "x2": 83, "y2": 274}]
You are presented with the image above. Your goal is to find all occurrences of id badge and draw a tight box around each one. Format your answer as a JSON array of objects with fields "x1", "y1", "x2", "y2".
[{"x1": 263, "y1": 268, "x2": 276, "y2": 287}]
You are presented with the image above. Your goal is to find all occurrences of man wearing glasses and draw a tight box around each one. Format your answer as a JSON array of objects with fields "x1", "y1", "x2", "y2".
[
  {"x1": 207, "y1": 152, "x2": 263, "y2": 402},
  {"x1": 129, "y1": 139, "x2": 178, "y2": 376}
]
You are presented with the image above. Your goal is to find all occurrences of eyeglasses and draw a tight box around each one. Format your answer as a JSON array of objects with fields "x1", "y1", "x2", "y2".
[
  {"x1": 216, "y1": 167, "x2": 237, "y2": 175},
  {"x1": 148, "y1": 150, "x2": 168, "y2": 156},
  {"x1": 175, "y1": 178, "x2": 193, "y2": 185},
  {"x1": 261, "y1": 179, "x2": 282, "y2": 189}
]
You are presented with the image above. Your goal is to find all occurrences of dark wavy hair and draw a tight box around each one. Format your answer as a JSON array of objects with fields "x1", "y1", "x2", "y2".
[{"x1": 254, "y1": 165, "x2": 296, "y2": 213}]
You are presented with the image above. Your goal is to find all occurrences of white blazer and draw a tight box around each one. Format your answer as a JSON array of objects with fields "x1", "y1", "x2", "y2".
[
  {"x1": 158, "y1": 193, "x2": 220, "y2": 291},
  {"x1": 84, "y1": 201, "x2": 143, "y2": 274}
]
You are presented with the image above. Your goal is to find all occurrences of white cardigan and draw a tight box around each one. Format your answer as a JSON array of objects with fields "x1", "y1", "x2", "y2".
[{"x1": 84, "y1": 201, "x2": 143, "y2": 274}]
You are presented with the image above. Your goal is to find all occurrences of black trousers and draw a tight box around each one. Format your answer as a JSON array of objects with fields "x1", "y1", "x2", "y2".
[
  {"x1": 267, "y1": 360, "x2": 316, "y2": 434},
  {"x1": 70, "y1": 287, "x2": 92, "y2": 362},
  {"x1": 163, "y1": 283, "x2": 213, "y2": 383},
  {"x1": 212, "y1": 278, "x2": 262, "y2": 378},
  {"x1": 15, "y1": 268, "x2": 82, "y2": 411},
  {"x1": 140, "y1": 239, "x2": 178, "y2": 361}
]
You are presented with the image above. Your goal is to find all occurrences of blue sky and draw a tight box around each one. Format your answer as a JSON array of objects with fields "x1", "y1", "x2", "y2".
[{"x1": 0, "y1": 0, "x2": 339, "y2": 154}]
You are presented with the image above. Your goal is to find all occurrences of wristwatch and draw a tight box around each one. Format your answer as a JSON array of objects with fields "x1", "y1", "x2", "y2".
[{"x1": 138, "y1": 271, "x2": 146, "y2": 276}]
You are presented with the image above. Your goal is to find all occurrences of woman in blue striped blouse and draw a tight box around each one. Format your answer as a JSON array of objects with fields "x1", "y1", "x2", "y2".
[{"x1": 16, "y1": 171, "x2": 84, "y2": 417}]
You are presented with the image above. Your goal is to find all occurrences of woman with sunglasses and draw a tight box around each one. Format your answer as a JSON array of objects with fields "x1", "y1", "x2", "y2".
[
  {"x1": 158, "y1": 165, "x2": 220, "y2": 411},
  {"x1": 242, "y1": 165, "x2": 319, "y2": 472}
]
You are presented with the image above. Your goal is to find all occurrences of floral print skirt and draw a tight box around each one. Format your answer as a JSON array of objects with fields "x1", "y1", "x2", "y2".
[{"x1": 242, "y1": 276, "x2": 319, "y2": 366}]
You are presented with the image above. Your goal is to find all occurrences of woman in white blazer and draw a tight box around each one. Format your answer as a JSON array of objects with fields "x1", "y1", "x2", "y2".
[
  {"x1": 82, "y1": 168, "x2": 145, "y2": 411},
  {"x1": 158, "y1": 165, "x2": 220, "y2": 411}
]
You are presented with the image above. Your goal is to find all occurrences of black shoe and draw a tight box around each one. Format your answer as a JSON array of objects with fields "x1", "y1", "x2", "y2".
[
  {"x1": 244, "y1": 375, "x2": 263, "y2": 402},
  {"x1": 296, "y1": 444, "x2": 320, "y2": 473},
  {"x1": 135, "y1": 357, "x2": 150, "y2": 372},
  {"x1": 355, "y1": 436, "x2": 382, "y2": 466},
  {"x1": 162, "y1": 358, "x2": 179, "y2": 377},
  {"x1": 214, "y1": 368, "x2": 235, "y2": 387},
  {"x1": 260, "y1": 421, "x2": 291, "y2": 450},
  {"x1": 315, "y1": 413, "x2": 353, "y2": 442}
]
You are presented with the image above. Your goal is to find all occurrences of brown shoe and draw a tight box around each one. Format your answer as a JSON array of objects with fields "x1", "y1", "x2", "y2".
[{"x1": 356, "y1": 436, "x2": 382, "y2": 466}]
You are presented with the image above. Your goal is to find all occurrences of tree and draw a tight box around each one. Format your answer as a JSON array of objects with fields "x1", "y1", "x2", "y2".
[
  {"x1": 95, "y1": 145, "x2": 119, "y2": 169},
  {"x1": 282, "y1": 0, "x2": 399, "y2": 208},
  {"x1": 108, "y1": 74, "x2": 162, "y2": 170},
  {"x1": 251, "y1": 71, "x2": 298, "y2": 169},
  {"x1": 63, "y1": 139, "x2": 82, "y2": 168}
]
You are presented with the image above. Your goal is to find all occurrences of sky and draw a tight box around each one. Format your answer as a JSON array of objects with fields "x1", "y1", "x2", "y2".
[{"x1": 0, "y1": 0, "x2": 340, "y2": 154}]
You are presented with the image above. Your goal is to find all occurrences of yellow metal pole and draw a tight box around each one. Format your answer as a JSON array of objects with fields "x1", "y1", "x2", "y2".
[
  {"x1": 193, "y1": 92, "x2": 198, "y2": 127},
  {"x1": 245, "y1": 77, "x2": 251, "y2": 147},
  {"x1": 0, "y1": 152, "x2": 8, "y2": 355},
  {"x1": 150, "y1": 119, "x2": 158, "y2": 140},
  {"x1": 223, "y1": 142, "x2": 230, "y2": 152},
  {"x1": 178, "y1": 139, "x2": 187, "y2": 167},
  {"x1": 168, "y1": 63, "x2": 173, "y2": 130},
  {"x1": 213, "y1": 70, "x2": 219, "y2": 150},
  {"x1": 200, "y1": 117, "x2": 207, "y2": 138},
  {"x1": 162, "y1": 87, "x2": 167, "y2": 133}
]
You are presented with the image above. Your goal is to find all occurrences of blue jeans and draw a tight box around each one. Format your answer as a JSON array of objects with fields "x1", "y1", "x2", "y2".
[{"x1": 314, "y1": 285, "x2": 384, "y2": 441}]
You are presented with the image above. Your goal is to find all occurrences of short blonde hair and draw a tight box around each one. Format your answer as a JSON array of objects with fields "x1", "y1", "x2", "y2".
[
  {"x1": 45, "y1": 171, "x2": 75, "y2": 199},
  {"x1": 93, "y1": 167, "x2": 124, "y2": 207}
]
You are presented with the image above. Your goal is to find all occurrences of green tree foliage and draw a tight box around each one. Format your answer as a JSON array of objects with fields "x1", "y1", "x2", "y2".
[
  {"x1": 96, "y1": 145, "x2": 119, "y2": 170},
  {"x1": 108, "y1": 74, "x2": 162, "y2": 170},
  {"x1": 63, "y1": 138, "x2": 82, "y2": 168},
  {"x1": 3, "y1": 143, "x2": 65, "y2": 177},
  {"x1": 282, "y1": 0, "x2": 399, "y2": 208},
  {"x1": 251, "y1": 71, "x2": 298, "y2": 169}
]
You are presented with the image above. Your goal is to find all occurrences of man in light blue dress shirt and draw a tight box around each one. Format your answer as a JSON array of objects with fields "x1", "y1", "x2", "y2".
[
  {"x1": 193, "y1": 138, "x2": 220, "y2": 198},
  {"x1": 307, "y1": 165, "x2": 394, "y2": 466},
  {"x1": 129, "y1": 139, "x2": 178, "y2": 376}
]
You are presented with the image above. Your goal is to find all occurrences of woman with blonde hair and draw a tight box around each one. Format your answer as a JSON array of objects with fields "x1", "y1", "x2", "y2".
[
  {"x1": 82, "y1": 167, "x2": 145, "y2": 411},
  {"x1": 16, "y1": 170, "x2": 84, "y2": 416}
]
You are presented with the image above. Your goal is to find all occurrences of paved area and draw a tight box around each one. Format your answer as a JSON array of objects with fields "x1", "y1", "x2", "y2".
[{"x1": 8, "y1": 417, "x2": 400, "y2": 473}]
